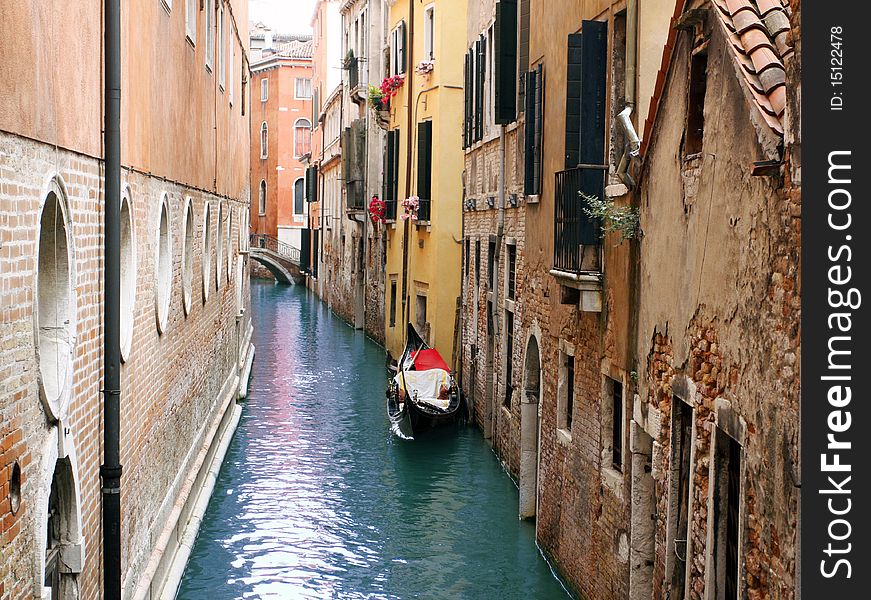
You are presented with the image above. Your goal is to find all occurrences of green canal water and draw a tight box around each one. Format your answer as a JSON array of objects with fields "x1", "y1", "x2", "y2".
[{"x1": 176, "y1": 281, "x2": 571, "y2": 600}]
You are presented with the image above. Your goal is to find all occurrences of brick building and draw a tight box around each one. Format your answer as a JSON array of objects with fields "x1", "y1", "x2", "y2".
[
  {"x1": 340, "y1": 0, "x2": 389, "y2": 345},
  {"x1": 632, "y1": 1, "x2": 800, "y2": 598},
  {"x1": 249, "y1": 34, "x2": 313, "y2": 263},
  {"x1": 0, "y1": 1, "x2": 252, "y2": 598},
  {"x1": 459, "y1": 0, "x2": 530, "y2": 505},
  {"x1": 457, "y1": 0, "x2": 800, "y2": 598}
]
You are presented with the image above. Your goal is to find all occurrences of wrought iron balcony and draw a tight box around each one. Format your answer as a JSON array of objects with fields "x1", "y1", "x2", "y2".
[{"x1": 553, "y1": 165, "x2": 604, "y2": 274}]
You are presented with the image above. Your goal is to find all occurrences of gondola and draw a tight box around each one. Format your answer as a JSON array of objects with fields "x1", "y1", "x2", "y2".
[{"x1": 386, "y1": 324, "x2": 464, "y2": 439}]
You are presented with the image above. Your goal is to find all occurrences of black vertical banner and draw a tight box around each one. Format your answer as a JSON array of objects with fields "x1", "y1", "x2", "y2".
[{"x1": 803, "y1": 1, "x2": 869, "y2": 596}]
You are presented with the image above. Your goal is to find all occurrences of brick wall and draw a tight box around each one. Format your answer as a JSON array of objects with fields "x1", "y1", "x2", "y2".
[{"x1": 0, "y1": 132, "x2": 252, "y2": 599}]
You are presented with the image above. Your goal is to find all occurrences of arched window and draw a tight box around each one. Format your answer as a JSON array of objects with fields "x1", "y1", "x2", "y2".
[
  {"x1": 293, "y1": 178, "x2": 305, "y2": 215},
  {"x1": 37, "y1": 178, "x2": 75, "y2": 420},
  {"x1": 258, "y1": 180, "x2": 267, "y2": 215},
  {"x1": 120, "y1": 187, "x2": 136, "y2": 361},
  {"x1": 155, "y1": 194, "x2": 172, "y2": 334},
  {"x1": 294, "y1": 118, "x2": 312, "y2": 157},
  {"x1": 202, "y1": 203, "x2": 212, "y2": 304},
  {"x1": 260, "y1": 121, "x2": 268, "y2": 158},
  {"x1": 182, "y1": 199, "x2": 195, "y2": 316}
]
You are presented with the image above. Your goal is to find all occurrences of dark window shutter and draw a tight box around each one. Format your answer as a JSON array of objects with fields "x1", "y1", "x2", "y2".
[
  {"x1": 385, "y1": 130, "x2": 396, "y2": 218},
  {"x1": 417, "y1": 121, "x2": 433, "y2": 221},
  {"x1": 305, "y1": 166, "x2": 318, "y2": 203},
  {"x1": 475, "y1": 37, "x2": 485, "y2": 142},
  {"x1": 463, "y1": 52, "x2": 471, "y2": 148},
  {"x1": 578, "y1": 19, "x2": 607, "y2": 245},
  {"x1": 399, "y1": 21, "x2": 407, "y2": 74},
  {"x1": 523, "y1": 68, "x2": 537, "y2": 195},
  {"x1": 311, "y1": 229, "x2": 319, "y2": 278},
  {"x1": 565, "y1": 33, "x2": 583, "y2": 169},
  {"x1": 522, "y1": 65, "x2": 544, "y2": 195},
  {"x1": 300, "y1": 227, "x2": 311, "y2": 272},
  {"x1": 341, "y1": 127, "x2": 352, "y2": 193},
  {"x1": 393, "y1": 129, "x2": 400, "y2": 208},
  {"x1": 495, "y1": 0, "x2": 518, "y2": 124}
]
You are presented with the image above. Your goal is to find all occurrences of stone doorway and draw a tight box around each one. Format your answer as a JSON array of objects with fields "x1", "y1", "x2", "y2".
[
  {"x1": 40, "y1": 449, "x2": 83, "y2": 600},
  {"x1": 519, "y1": 335, "x2": 541, "y2": 519}
]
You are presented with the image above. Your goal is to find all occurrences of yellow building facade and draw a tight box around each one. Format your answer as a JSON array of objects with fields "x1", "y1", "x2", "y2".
[{"x1": 383, "y1": 0, "x2": 467, "y2": 363}]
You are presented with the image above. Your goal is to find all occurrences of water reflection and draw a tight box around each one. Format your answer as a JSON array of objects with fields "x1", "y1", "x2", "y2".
[{"x1": 177, "y1": 281, "x2": 570, "y2": 600}]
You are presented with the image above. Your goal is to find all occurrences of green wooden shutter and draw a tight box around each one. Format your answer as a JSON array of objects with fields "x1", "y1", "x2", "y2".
[
  {"x1": 565, "y1": 33, "x2": 583, "y2": 169},
  {"x1": 417, "y1": 121, "x2": 433, "y2": 221},
  {"x1": 305, "y1": 166, "x2": 318, "y2": 203},
  {"x1": 399, "y1": 21, "x2": 407, "y2": 74},
  {"x1": 578, "y1": 19, "x2": 607, "y2": 245},
  {"x1": 534, "y1": 64, "x2": 543, "y2": 192},
  {"x1": 495, "y1": 0, "x2": 518, "y2": 124},
  {"x1": 300, "y1": 227, "x2": 311, "y2": 273},
  {"x1": 464, "y1": 51, "x2": 471, "y2": 147},
  {"x1": 523, "y1": 68, "x2": 537, "y2": 194},
  {"x1": 385, "y1": 129, "x2": 396, "y2": 209},
  {"x1": 475, "y1": 37, "x2": 485, "y2": 142}
]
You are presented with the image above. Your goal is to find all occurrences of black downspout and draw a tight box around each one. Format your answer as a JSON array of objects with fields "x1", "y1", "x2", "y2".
[
  {"x1": 101, "y1": 0, "x2": 122, "y2": 597},
  {"x1": 400, "y1": 7, "x2": 415, "y2": 332}
]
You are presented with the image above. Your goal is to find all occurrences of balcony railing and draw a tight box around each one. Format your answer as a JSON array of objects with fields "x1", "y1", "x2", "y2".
[
  {"x1": 553, "y1": 166, "x2": 605, "y2": 273},
  {"x1": 250, "y1": 234, "x2": 301, "y2": 264}
]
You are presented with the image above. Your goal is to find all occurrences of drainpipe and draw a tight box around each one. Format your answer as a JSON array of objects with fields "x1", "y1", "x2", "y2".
[
  {"x1": 626, "y1": 0, "x2": 638, "y2": 109},
  {"x1": 400, "y1": 6, "x2": 415, "y2": 333},
  {"x1": 101, "y1": 0, "x2": 122, "y2": 597}
]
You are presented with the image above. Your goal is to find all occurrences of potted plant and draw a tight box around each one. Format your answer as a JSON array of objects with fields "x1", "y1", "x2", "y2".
[
  {"x1": 368, "y1": 195, "x2": 387, "y2": 225},
  {"x1": 400, "y1": 196, "x2": 420, "y2": 221},
  {"x1": 415, "y1": 60, "x2": 435, "y2": 77}
]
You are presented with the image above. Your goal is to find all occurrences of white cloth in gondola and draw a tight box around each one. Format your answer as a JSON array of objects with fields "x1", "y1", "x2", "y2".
[{"x1": 394, "y1": 368, "x2": 452, "y2": 411}]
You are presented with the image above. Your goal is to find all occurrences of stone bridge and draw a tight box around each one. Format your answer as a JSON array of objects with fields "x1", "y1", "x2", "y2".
[{"x1": 249, "y1": 234, "x2": 304, "y2": 284}]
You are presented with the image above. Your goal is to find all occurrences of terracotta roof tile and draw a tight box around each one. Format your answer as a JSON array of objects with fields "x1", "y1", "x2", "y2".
[
  {"x1": 714, "y1": 0, "x2": 792, "y2": 130},
  {"x1": 641, "y1": 0, "x2": 792, "y2": 156}
]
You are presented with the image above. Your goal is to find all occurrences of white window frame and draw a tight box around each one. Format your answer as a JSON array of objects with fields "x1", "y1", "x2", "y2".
[
  {"x1": 261, "y1": 78, "x2": 268, "y2": 102},
  {"x1": 260, "y1": 122, "x2": 268, "y2": 158},
  {"x1": 293, "y1": 178, "x2": 305, "y2": 216},
  {"x1": 205, "y1": 0, "x2": 215, "y2": 71},
  {"x1": 390, "y1": 22, "x2": 406, "y2": 76},
  {"x1": 218, "y1": 2, "x2": 225, "y2": 91},
  {"x1": 295, "y1": 77, "x2": 312, "y2": 100},
  {"x1": 556, "y1": 340, "x2": 576, "y2": 443},
  {"x1": 185, "y1": 0, "x2": 197, "y2": 44},
  {"x1": 423, "y1": 5, "x2": 435, "y2": 61},
  {"x1": 294, "y1": 118, "x2": 312, "y2": 157},
  {"x1": 258, "y1": 180, "x2": 267, "y2": 215},
  {"x1": 229, "y1": 23, "x2": 235, "y2": 106}
]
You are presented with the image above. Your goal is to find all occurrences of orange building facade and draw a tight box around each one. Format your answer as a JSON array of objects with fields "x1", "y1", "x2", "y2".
[{"x1": 249, "y1": 36, "x2": 314, "y2": 251}]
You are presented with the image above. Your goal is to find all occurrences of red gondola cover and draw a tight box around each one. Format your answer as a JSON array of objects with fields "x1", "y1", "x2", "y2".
[{"x1": 412, "y1": 348, "x2": 451, "y2": 372}]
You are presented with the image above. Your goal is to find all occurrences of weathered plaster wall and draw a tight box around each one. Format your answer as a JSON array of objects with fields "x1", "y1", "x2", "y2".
[{"x1": 636, "y1": 20, "x2": 799, "y2": 600}]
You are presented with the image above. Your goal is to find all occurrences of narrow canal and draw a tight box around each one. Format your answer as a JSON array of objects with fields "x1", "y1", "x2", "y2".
[{"x1": 177, "y1": 281, "x2": 571, "y2": 599}]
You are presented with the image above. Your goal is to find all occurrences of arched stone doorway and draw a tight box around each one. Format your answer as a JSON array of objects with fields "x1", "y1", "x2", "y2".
[
  {"x1": 37, "y1": 429, "x2": 84, "y2": 600},
  {"x1": 519, "y1": 333, "x2": 541, "y2": 520}
]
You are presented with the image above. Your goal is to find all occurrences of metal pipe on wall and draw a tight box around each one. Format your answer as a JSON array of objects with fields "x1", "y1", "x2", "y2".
[{"x1": 101, "y1": 0, "x2": 123, "y2": 597}]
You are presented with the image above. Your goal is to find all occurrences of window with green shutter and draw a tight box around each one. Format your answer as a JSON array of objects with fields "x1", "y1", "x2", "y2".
[
  {"x1": 523, "y1": 64, "x2": 543, "y2": 195},
  {"x1": 475, "y1": 37, "x2": 485, "y2": 142},
  {"x1": 417, "y1": 121, "x2": 433, "y2": 221},
  {"x1": 494, "y1": 0, "x2": 518, "y2": 125}
]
